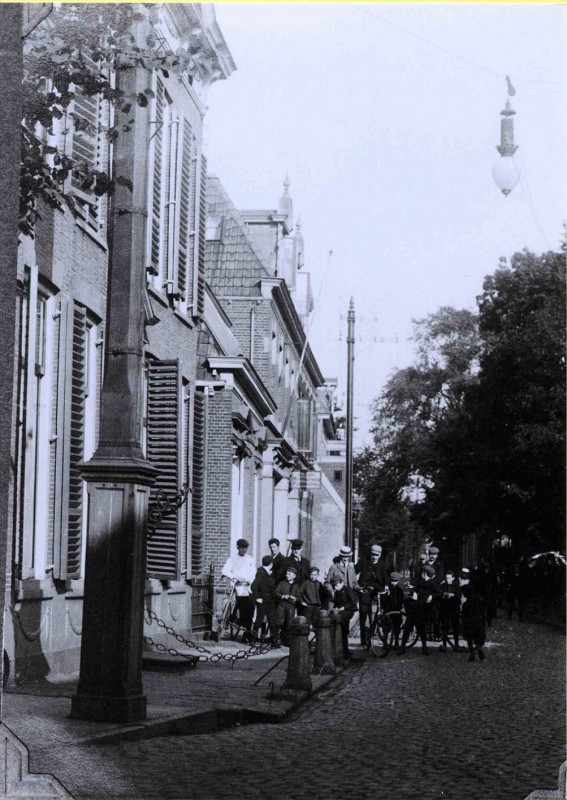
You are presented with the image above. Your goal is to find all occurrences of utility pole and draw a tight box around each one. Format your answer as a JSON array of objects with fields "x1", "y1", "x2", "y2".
[
  {"x1": 345, "y1": 298, "x2": 355, "y2": 550},
  {"x1": 71, "y1": 7, "x2": 157, "y2": 723}
]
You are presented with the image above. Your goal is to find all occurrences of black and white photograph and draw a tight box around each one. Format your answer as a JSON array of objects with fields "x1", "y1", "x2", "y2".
[{"x1": 0, "y1": 1, "x2": 565, "y2": 798}]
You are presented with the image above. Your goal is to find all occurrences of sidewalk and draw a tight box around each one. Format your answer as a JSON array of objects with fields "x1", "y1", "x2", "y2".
[{"x1": 2, "y1": 636, "x2": 353, "y2": 758}]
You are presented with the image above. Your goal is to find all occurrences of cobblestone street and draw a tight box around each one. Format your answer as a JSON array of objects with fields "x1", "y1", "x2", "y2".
[{"x1": 29, "y1": 617, "x2": 565, "y2": 800}]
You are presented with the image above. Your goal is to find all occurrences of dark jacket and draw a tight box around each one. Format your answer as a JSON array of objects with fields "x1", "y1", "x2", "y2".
[
  {"x1": 270, "y1": 552, "x2": 286, "y2": 585},
  {"x1": 300, "y1": 579, "x2": 324, "y2": 608},
  {"x1": 382, "y1": 583, "x2": 404, "y2": 614},
  {"x1": 333, "y1": 585, "x2": 358, "y2": 619},
  {"x1": 355, "y1": 558, "x2": 389, "y2": 595},
  {"x1": 439, "y1": 579, "x2": 461, "y2": 612},
  {"x1": 275, "y1": 579, "x2": 302, "y2": 605},
  {"x1": 251, "y1": 567, "x2": 276, "y2": 606},
  {"x1": 283, "y1": 555, "x2": 311, "y2": 586},
  {"x1": 415, "y1": 576, "x2": 441, "y2": 605}
]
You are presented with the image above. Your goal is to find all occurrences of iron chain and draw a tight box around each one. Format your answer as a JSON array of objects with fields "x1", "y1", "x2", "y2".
[{"x1": 145, "y1": 609, "x2": 272, "y2": 663}]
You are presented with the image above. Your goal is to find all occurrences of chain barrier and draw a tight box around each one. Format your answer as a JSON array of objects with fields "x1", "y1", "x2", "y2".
[{"x1": 144, "y1": 608, "x2": 273, "y2": 664}]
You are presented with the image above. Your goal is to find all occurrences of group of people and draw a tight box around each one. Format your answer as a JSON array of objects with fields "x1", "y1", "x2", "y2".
[
  {"x1": 220, "y1": 535, "x2": 496, "y2": 663},
  {"x1": 221, "y1": 537, "x2": 363, "y2": 653}
]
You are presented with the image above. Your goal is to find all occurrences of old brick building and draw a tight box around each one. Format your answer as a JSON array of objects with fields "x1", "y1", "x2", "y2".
[{"x1": 7, "y1": 2, "x2": 344, "y2": 684}]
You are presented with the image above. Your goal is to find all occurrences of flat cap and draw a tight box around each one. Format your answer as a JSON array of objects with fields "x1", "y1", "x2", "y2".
[{"x1": 422, "y1": 565, "x2": 436, "y2": 577}]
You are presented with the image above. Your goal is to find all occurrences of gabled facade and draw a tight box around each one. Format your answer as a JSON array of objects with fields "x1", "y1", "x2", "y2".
[{"x1": 204, "y1": 177, "x2": 345, "y2": 573}]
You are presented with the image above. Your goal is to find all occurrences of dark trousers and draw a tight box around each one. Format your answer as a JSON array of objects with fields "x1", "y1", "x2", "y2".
[
  {"x1": 235, "y1": 595, "x2": 255, "y2": 635},
  {"x1": 277, "y1": 601, "x2": 297, "y2": 643},
  {"x1": 402, "y1": 603, "x2": 428, "y2": 649},
  {"x1": 359, "y1": 597, "x2": 373, "y2": 645},
  {"x1": 440, "y1": 609, "x2": 460, "y2": 647},
  {"x1": 253, "y1": 603, "x2": 279, "y2": 639},
  {"x1": 340, "y1": 611, "x2": 354, "y2": 657},
  {"x1": 302, "y1": 605, "x2": 320, "y2": 630}
]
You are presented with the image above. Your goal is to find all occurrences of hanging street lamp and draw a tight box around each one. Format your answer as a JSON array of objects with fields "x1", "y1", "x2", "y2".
[{"x1": 492, "y1": 77, "x2": 520, "y2": 197}]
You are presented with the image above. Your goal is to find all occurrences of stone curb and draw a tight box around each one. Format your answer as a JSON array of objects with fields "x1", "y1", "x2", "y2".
[{"x1": 65, "y1": 666, "x2": 344, "y2": 746}]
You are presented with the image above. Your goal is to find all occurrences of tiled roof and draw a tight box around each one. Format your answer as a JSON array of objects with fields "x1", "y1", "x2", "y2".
[{"x1": 206, "y1": 177, "x2": 270, "y2": 296}]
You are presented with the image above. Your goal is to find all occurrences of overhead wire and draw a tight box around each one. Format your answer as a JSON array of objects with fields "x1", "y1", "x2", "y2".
[{"x1": 351, "y1": 3, "x2": 564, "y2": 249}]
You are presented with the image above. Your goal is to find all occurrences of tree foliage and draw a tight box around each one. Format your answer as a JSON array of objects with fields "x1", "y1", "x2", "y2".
[
  {"x1": 21, "y1": 4, "x2": 211, "y2": 237},
  {"x1": 356, "y1": 250, "x2": 565, "y2": 564}
]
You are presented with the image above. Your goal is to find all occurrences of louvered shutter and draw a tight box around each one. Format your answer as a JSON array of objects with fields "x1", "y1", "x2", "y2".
[
  {"x1": 149, "y1": 79, "x2": 166, "y2": 275},
  {"x1": 193, "y1": 154, "x2": 207, "y2": 319},
  {"x1": 51, "y1": 295, "x2": 73, "y2": 578},
  {"x1": 165, "y1": 112, "x2": 180, "y2": 298},
  {"x1": 180, "y1": 383, "x2": 192, "y2": 576},
  {"x1": 177, "y1": 119, "x2": 193, "y2": 304},
  {"x1": 191, "y1": 389, "x2": 206, "y2": 575},
  {"x1": 146, "y1": 359, "x2": 182, "y2": 579},
  {"x1": 65, "y1": 304, "x2": 87, "y2": 578}
]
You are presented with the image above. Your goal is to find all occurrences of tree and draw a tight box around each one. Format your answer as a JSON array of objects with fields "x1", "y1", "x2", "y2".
[
  {"x1": 357, "y1": 248, "x2": 566, "y2": 567},
  {"x1": 472, "y1": 249, "x2": 566, "y2": 554},
  {"x1": 355, "y1": 307, "x2": 480, "y2": 563},
  {"x1": 21, "y1": 4, "x2": 213, "y2": 237}
]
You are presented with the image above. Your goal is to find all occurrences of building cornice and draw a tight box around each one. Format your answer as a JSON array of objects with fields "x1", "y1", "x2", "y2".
[
  {"x1": 259, "y1": 277, "x2": 325, "y2": 388},
  {"x1": 206, "y1": 356, "x2": 277, "y2": 417}
]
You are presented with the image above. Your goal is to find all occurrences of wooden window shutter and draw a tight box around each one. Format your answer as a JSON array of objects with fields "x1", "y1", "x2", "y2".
[
  {"x1": 193, "y1": 154, "x2": 207, "y2": 319},
  {"x1": 64, "y1": 304, "x2": 87, "y2": 579},
  {"x1": 165, "y1": 112, "x2": 180, "y2": 299},
  {"x1": 180, "y1": 382, "x2": 192, "y2": 577},
  {"x1": 191, "y1": 388, "x2": 206, "y2": 575},
  {"x1": 146, "y1": 359, "x2": 182, "y2": 579},
  {"x1": 177, "y1": 119, "x2": 194, "y2": 305},
  {"x1": 149, "y1": 79, "x2": 166, "y2": 275},
  {"x1": 51, "y1": 295, "x2": 73, "y2": 578}
]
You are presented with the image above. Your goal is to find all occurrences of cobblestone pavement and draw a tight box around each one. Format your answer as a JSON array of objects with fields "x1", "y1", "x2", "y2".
[{"x1": 31, "y1": 619, "x2": 565, "y2": 800}]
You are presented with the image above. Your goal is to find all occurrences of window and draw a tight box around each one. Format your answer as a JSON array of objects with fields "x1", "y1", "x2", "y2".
[
  {"x1": 334, "y1": 471, "x2": 343, "y2": 482},
  {"x1": 62, "y1": 54, "x2": 113, "y2": 236},
  {"x1": 146, "y1": 77, "x2": 207, "y2": 319},
  {"x1": 297, "y1": 396, "x2": 312, "y2": 453},
  {"x1": 15, "y1": 267, "x2": 103, "y2": 581}
]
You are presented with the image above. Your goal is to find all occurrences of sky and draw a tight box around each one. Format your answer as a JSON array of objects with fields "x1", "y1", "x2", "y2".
[{"x1": 203, "y1": 3, "x2": 567, "y2": 448}]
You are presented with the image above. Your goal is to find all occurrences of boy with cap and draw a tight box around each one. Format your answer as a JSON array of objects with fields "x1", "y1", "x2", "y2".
[
  {"x1": 251, "y1": 556, "x2": 280, "y2": 647},
  {"x1": 283, "y1": 539, "x2": 311, "y2": 585},
  {"x1": 221, "y1": 539, "x2": 256, "y2": 642},
  {"x1": 381, "y1": 571, "x2": 405, "y2": 652},
  {"x1": 300, "y1": 566, "x2": 325, "y2": 630},
  {"x1": 331, "y1": 575, "x2": 358, "y2": 659},
  {"x1": 275, "y1": 565, "x2": 302, "y2": 645},
  {"x1": 355, "y1": 543, "x2": 388, "y2": 648}
]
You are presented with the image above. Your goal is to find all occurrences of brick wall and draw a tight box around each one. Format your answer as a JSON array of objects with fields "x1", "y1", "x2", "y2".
[{"x1": 203, "y1": 387, "x2": 233, "y2": 578}]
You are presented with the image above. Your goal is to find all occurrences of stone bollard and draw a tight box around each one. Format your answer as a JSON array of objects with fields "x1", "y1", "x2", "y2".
[
  {"x1": 330, "y1": 608, "x2": 345, "y2": 668},
  {"x1": 313, "y1": 610, "x2": 336, "y2": 675},
  {"x1": 283, "y1": 616, "x2": 312, "y2": 691}
]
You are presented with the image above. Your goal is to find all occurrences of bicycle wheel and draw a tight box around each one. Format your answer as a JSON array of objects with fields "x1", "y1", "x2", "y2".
[
  {"x1": 399, "y1": 617, "x2": 419, "y2": 650},
  {"x1": 370, "y1": 615, "x2": 394, "y2": 656}
]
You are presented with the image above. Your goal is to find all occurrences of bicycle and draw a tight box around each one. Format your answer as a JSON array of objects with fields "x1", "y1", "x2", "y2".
[
  {"x1": 216, "y1": 581, "x2": 240, "y2": 640},
  {"x1": 367, "y1": 592, "x2": 418, "y2": 657}
]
